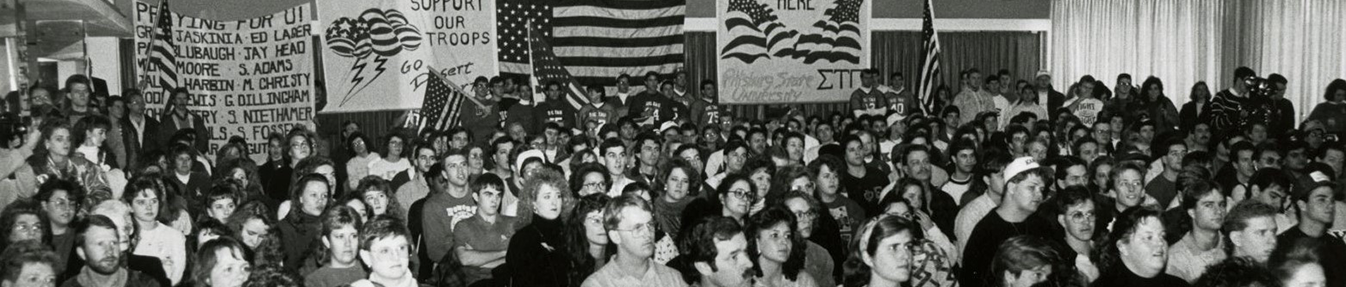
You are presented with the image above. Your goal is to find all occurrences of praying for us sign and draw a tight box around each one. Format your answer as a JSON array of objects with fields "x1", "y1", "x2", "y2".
[
  {"x1": 133, "y1": 1, "x2": 315, "y2": 162},
  {"x1": 717, "y1": 0, "x2": 871, "y2": 104}
]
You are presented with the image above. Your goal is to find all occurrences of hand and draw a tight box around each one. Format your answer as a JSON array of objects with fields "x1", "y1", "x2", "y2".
[{"x1": 914, "y1": 211, "x2": 935, "y2": 231}]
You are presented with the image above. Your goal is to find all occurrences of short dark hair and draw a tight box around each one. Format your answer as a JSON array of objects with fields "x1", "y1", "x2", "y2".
[
  {"x1": 74, "y1": 214, "x2": 119, "y2": 250},
  {"x1": 992, "y1": 235, "x2": 1060, "y2": 280},
  {"x1": 1221, "y1": 201, "x2": 1276, "y2": 237},
  {"x1": 1193, "y1": 257, "x2": 1278, "y2": 287},
  {"x1": 677, "y1": 216, "x2": 743, "y2": 283},
  {"x1": 1234, "y1": 66, "x2": 1256, "y2": 80}
]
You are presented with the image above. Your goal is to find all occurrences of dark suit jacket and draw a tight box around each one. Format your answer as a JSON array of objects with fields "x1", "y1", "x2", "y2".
[
  {"x1": 1046, "y1": 88, "x2": 1067, "y2": 120},
  {"x1": 118, "y1": 116, "x2": 160, "y2": 168},
  {"x1": 157, "y1": 112, "x2": 209, "y2": 153}
]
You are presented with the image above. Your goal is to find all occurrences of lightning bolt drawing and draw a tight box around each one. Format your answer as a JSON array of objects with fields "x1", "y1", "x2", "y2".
[
  {"x1": 368, "y1": 55, "x2": 389, "y2": 92},
  {"x1": 339, "y1": 56, "x2": 368, "y2": 107}
]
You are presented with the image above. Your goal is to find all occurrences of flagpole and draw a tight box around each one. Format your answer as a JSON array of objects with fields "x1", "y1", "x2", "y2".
[{"x1": 424, "y1": 65, "x2": 486, "y2": 108}]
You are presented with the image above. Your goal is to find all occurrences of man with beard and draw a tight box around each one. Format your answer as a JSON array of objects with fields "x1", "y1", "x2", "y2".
[
  {"x1": 961, "y1": 157, "x2": 1055, "y2": 287},
  {"x1": 58, "y1": 199, "x2": 170, "y2": 286},
  {"x1": 582, "y1": 195, "x2": 688, "y2": 287},
  {"x1": 675, "y1": 216, "x2": 754, "y2": 287},
  {"x1": 305, "y1": 206, "x2": 367, "y2": 287},
  {"x1": 1166, "y1": 180, "x2": 1227, "y2": 283},
  {"x1": 60, "y1": 215, "x2": 162, "y2": 287}
]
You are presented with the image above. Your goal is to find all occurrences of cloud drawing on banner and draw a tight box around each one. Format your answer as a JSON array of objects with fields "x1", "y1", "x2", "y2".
[
  {"x1": 720, "y1": 0, "x2": 863, "y2": 65},
  {"x1": 325, "y1": 9, "x2": 423, "y2": 58},
  {"x1": 324, "y1": 9, "x2": 424, "y2": 104},
  {"x1": 721, "y1": 0, "x2": 797, "y2": 64},
  {"x1": 783, "y1": 0, "x2": 863, "y2": 64}
]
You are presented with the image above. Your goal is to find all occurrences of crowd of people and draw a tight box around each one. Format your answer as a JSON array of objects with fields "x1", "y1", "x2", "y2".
[{"x1": 0, "y1": 66, "x2": 1345, "y2": 287}]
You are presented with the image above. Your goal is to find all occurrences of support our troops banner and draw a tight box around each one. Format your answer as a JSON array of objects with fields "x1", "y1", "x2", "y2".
[
  {"x1": 317, "y1": 0, "x2": 497, "y2": 112},
  {"x1": 717, "y1": 0, "x2": 870, "y2": 104},
  {"x1": 133, "y1": 0, "x2": 315, "y2": 160}
]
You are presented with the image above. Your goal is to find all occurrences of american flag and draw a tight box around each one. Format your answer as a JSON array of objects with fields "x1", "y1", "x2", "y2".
[
  {"x1": 498, "y1": 0, "x2": 685, "y2": 87},
  {"x1": 527, "y1": 23, "x2": 590, "y2": 110},
  {"x1": 790, "y1": 0, "x2": 863, "y2": 64},
  {"x1": 418, "y1": 70, "x2": 465, "y2": 131},
  {"x1": 720, "y1": 0, "x2": 795, "y2": 63},
  {"x1": 150, "y1": 0, "x2": 179, "y2": 91},
  {"x1": 917, "y1": 0, "x2": 941, "y2": 115}
]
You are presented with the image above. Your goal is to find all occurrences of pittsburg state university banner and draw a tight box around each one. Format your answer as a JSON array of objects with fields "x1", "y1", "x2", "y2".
[
  {"x1": 133, "y1": 1, "x2": 315, "y2": 160},
  {"x1": 317, "y1": 0, "x2": 497, "y2": 112},
  {"x1": 717, "y1": 0, "x2": 870, "y2": 104}
]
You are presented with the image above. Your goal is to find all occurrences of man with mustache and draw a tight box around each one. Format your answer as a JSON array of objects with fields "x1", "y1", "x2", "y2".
[
  {"x1": 582, "y1": 194, "x2": 688, "y2": 287},
  {"x1": 60, "y1": 215, "x2": 163, "y2": 287},
  {"x1": 678, "y1": 216, "x2": 754, "y2": 287},
  {"x1": 961, "y1": 157, "x2": 1056, "y2": 287},
  {"x1": 304, "y1": 206, "x2": 366, "y2": 287}
]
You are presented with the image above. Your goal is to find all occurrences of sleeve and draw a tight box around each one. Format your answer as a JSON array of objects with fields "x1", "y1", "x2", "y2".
[
  {"x1": 959, "y1": 225, "x2": 993, "y2": 287},
  {"x1": 423, "y1": 203, "x2": 456, "y2": 262},
  {"x1": 506, "y1": 233, "x2": 548, "y2": 287},
  {"x1": 169, "y1": 233, "x2": 188, "y2": 285},
  {"x1": 1209, "y1": 95, "x2": 1238, "y2": 130},
  {"x1": 13, "y1": 164, "x2": 38, "y2": 199},
  {"x1": 849, "y1": 90, "x2": 865, "y2": 117}
]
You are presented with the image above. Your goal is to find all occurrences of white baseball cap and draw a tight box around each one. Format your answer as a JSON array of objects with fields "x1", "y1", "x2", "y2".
[{"x1": 1003, "y1": 156, "x2": 1042, "y2": 180}]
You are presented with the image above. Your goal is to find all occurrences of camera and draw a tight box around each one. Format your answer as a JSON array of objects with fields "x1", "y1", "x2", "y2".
[{"x1": 0, "y1": 113, "x2": 31, "y2": 148}]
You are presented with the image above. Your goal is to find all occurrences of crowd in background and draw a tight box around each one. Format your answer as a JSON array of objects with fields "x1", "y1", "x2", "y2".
[{"x1": 0, "y1": 65, "x2": 1345, "y2": 287}]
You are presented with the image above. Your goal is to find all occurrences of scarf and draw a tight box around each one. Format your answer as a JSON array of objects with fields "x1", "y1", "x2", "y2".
[{"x1": 76, "y1": 266, "x2": 127, "y2": 287}]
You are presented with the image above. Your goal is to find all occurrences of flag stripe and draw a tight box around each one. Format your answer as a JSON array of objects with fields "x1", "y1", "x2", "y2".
[
  {"x1": 917, "y1": 0, "x2": 941, "y2": 115},
  {"x1": 551, "y1": 16, "x2": 683, "y2": 28},
  {"x1": 553, "y1": 5, "x2": 685, "y2": 19},
  {"x1": 554, "y1": 0, "x2": 684, "y2": 10},
  {"x1": 556, "y1": 55, "x2": 685, "y2": 67},
  {"x1": 550, "y1": 35, "x2": 683, "y2": 48},
  {"x1": 553, "y1": 45, "x2": 685, "y2": 60},
  {"x1": 150, "y1": 0, "x2": 179, "y2": 91},
  {"x1": 552, "y1": 25, "x2": 681, "y2": 40}
]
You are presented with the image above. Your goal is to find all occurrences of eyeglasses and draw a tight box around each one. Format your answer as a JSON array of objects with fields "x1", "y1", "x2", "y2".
[
  {"x1": 726, "y1": 189, "x2": 754, "y2": 200},
  {"x1": 46, "y1": 199, "x2": 77, "y2": 209},
  {"x1": 1068, "y1": 211, "x2": 1096, "y2": 222},
  {"x1": 793, "y1": 210, "x2": 817, "y2": 220},
  {"x1": 615, "y1": 223, "x2": 654, "y2": 235},
  {"x1": 584, "y1": 182, "x2": 605, "y2": 189}
]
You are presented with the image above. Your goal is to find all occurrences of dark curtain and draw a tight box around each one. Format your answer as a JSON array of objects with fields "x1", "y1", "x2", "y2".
[
  {"x1": 690, "y1": 31, "x2": 1043, "y2": 120},
  {"x1": 872, "y1": 31, "x2": 1044, "y2": 99}
]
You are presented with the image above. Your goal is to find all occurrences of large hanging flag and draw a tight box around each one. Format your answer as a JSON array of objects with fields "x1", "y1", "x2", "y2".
[
  {"x1": 527, "y1": 23, "x2": 590, "y2": 110},
  {"x1": 917, "y1": 0, "x2": 941, "y2": 115},
  {"x1": 720, "y1": 0, "x2": 796, "y2": 64},
  {"x1": 498, "y1": 0, "x2": 685, "y2": 87},
  {"x1": 418, "y1": 70, "x2": 466, "y2": 131},
  {"x1": 149, "y1": 0, "x2": 179, "y2": 91}
]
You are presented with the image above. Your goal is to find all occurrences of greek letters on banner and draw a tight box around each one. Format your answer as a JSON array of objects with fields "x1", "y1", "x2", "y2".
[
  {"x1": 133, "y1": 1, "x2": 315, "y2": 162},
  {"x1": 317, "y1": 0, "x2": 497, "y2": 112},
  {"x1": 717, "y1": 0, "x2": 871, "y2": 104}
]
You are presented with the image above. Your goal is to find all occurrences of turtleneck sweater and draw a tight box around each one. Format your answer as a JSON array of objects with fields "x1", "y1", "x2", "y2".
[{"x1": 507, "y1": 215, "x2": 571, "y2": 287}]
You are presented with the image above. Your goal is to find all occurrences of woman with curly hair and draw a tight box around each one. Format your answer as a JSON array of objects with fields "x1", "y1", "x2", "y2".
[
  {"x1": 215, "y1": 158, "x2": 265, "y2": 204},
  {"x1": 227, "y1": 201, "x2": 281, "y2": 261},
  {"x1": 506, "y1": 168, "x2": 575, "y2": 286},
  {"x1": 353, "y1": 176, "x2": 404, "y2": 222},
  {"x1": 0, "y1": 198, "x2": 53, "y2": 252},
  {"x1": 747, "y1": 205, "x2": 815, "y2": 287},
  {"x1": 652, "y1": 158, "x2": 699, "y2": 240},
  {"x1": 1095, "y1": 207, "x2": 1187, "y2": 287},
  {"x1": 343, "y1": 132, "x2": 380, "y2": 190}
]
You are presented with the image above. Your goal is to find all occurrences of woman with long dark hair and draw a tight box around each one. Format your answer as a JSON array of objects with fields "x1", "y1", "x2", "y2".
[
  {"x1": 563, "y1": 193, "x2": 612, "y2": 287},
  {"x1": 1307, "y1": 79, "x2": 1346, "y2": 134},
  {"x1": 747, "y1": 205, "x2": 816, "y2": 287},
  {"x1": 1138, "y1": 77, "x2": 1180, "y2": 134}
]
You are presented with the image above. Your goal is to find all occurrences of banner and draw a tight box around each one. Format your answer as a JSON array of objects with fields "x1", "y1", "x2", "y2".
[
  {"x1": 133, "y1": 1, "x2": 315, "y2": 161},
  {"x1": 317, "y1": 0, "x2": 497, "y2": 112},
  {"x1": 717, "y1": 0, "x2": 871, "y2": 104}
]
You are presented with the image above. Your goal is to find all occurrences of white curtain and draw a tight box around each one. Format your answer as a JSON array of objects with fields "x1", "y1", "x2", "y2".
[
  {"x1": 1226, "y1": 0, "x2": 1346, "y2": 122},
  {"x1": 1050, "y1": 0, "x2": 1225, "y2": 109},
  {"x1": 1051, "y1": 0, "x2": 1346, "y2": 122}
]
